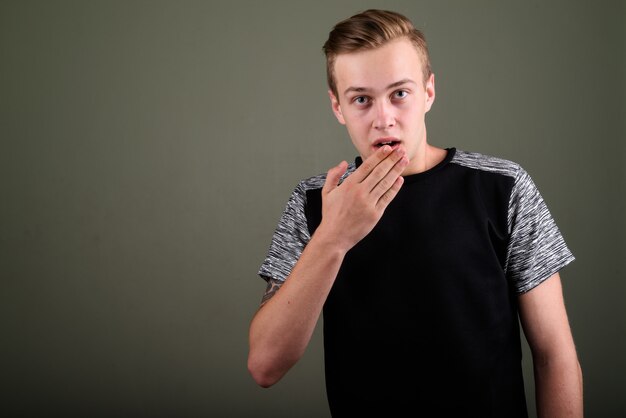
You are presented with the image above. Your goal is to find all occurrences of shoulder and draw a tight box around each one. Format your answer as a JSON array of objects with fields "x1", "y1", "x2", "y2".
[
  {"x1": 451, "y1": 149, "x2": 524, "y2": 180},
  {"x1": 294, "y1": 161, "x2": 358, "y2": 193},
  {"x1": 295, "y1": 172, "x2": 327, "y2": 193}
]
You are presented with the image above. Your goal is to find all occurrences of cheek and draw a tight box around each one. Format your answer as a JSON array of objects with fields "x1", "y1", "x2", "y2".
[
  {"x1": 344, "y1": 112, "x2": 370, "y2": 133},
  {"x1": 344, "y1": 120, "x2": 372, "y2": 151},
  {"x1": 401, "y1": 104, "x2": 425, "y2": 124}
]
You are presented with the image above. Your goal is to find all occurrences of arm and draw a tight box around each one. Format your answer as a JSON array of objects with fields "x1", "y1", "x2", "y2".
[
  {"x1": 518, "y1": 272, "x2": 583, "y2": 417},
  {"x1": 248, "y1": 146, "x2": 408, "y2": 388}
]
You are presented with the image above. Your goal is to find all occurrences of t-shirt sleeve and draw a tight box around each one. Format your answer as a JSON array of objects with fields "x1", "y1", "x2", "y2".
[
  {"x1": 258, "y1": 182, "x2": 312, "y2": 283},
  {"x1": 505, "y1": 166, "x2": 575, "y2": 293}
]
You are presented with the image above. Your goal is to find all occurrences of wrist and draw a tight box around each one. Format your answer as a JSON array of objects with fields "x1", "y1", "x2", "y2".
[{"x1": 310, "y1": 222, "x2": 352, "y2": 256}]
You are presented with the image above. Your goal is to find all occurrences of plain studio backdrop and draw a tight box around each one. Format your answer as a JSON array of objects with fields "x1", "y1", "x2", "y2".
[{"x1": 1, "y1": 1, "x2": 624, "y2": 417}]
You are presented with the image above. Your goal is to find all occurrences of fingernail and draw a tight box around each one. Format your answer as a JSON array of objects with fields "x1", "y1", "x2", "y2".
[{"x1": 382, "y1": 145, "x2": 391, "y2": 154}]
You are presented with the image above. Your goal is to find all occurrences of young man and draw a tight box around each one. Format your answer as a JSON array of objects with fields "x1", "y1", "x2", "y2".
[{"x1": 248, "y1": 9, "x2": 583, "y2": 417}]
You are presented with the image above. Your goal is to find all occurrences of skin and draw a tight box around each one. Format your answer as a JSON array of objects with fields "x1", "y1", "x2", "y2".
[
  {"x1": 519, "y1": 273, "x2": 584, "y2": 417},
  {"x1": 248, "y1": 36, "x2": 583, "y2": 417}
]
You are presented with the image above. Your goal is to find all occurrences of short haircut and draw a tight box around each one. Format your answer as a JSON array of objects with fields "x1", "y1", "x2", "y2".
[{"x1": 322, "y1": 9, "x2": 432, "y2": 98}]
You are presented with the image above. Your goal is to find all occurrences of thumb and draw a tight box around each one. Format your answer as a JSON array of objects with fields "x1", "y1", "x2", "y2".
[{"x1": 322, "y1": 160, "x2": 348, "y2": 195}]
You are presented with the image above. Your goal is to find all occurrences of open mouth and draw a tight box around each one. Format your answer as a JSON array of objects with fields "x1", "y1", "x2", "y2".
[{"x1": 375, "y1": 140, "x2": 401, "y2": 149}]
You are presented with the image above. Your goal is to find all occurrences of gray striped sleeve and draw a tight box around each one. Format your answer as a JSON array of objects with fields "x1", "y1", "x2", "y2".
[
  {"x1": 258, "y1": 182, "x2": 312, "y2": 283},
  {"x1": 505, "y1": 166, "x2": 575, "y2": 293},
  {"x1": 258, "y1": 166, "x2": 354, "y2": 283},
  {"x1": 258, "y1": 170, "x2": 334, "y2": 282}
]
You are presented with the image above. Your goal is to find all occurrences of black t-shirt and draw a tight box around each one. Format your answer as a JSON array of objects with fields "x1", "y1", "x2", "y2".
[{"x1": 258, "y1": 148, "x2": 574, "y2": 417}]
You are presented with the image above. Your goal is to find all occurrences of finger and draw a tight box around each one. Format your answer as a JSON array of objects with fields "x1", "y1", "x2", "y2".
[
  {"x1": 322, "y1": 160, "x2": 348, "y2": 195},
  {"x1": 370, "y1": 155, "x2": 408, "y2": 200},
  {"x1": 346, "y1": 145, "x2": 393, "y2": 184},
  {"x1": 375, "y1": 174, "x2": 404, "y2": 211},
  {"x1": 362, "y1": 147, "x2": 406, "y2": 192}
]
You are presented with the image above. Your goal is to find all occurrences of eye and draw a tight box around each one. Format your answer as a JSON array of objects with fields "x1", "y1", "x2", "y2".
[
  {"x1": 353, "y1": 96, "x2": 370, "y2": 105},
  {"x1": 393, "y1": 90, "x2": 408, "y2": 99}
]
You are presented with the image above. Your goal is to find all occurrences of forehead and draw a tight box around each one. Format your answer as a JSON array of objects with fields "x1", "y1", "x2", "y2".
[{"x1": 333, "y1": 38, "x2": 424, "y2": 95}]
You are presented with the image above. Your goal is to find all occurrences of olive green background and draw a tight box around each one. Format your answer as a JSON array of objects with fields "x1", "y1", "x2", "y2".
[{"x1": 1, "y1": 1, "x2": 624, "y2": 417}]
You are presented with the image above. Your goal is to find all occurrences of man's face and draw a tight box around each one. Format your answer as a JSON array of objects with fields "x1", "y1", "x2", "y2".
[{"x1": 329, "y1": 37, "x2": 435, "y2": 175}]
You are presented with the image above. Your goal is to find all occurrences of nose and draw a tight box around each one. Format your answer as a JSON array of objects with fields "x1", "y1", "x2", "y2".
[{"x1": 373, "y1": 100, "x2": 395, "y2": 130}]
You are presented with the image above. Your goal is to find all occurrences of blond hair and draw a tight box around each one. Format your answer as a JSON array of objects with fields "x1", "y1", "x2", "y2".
[{"x1": 322, "y1": 9, "x2": 432, "y2": 98}]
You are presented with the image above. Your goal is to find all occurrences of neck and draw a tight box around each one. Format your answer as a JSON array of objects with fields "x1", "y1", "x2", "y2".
[{"x1": 402, "y1": 142, "x2": 447, "y2": 176}]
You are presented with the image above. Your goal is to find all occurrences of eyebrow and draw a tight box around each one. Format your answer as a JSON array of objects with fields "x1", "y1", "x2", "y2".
[{"x1": 343, "y1": 78, "x2": 416, "y2": 96}]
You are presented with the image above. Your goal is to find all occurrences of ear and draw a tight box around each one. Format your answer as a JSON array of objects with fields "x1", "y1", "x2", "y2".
[
  {"x1": 424, "y1": 73, "x2": 436, "y2": 113},
  {"x1": 328, "y1": 90, "x2": 346, "y2": 125}
]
